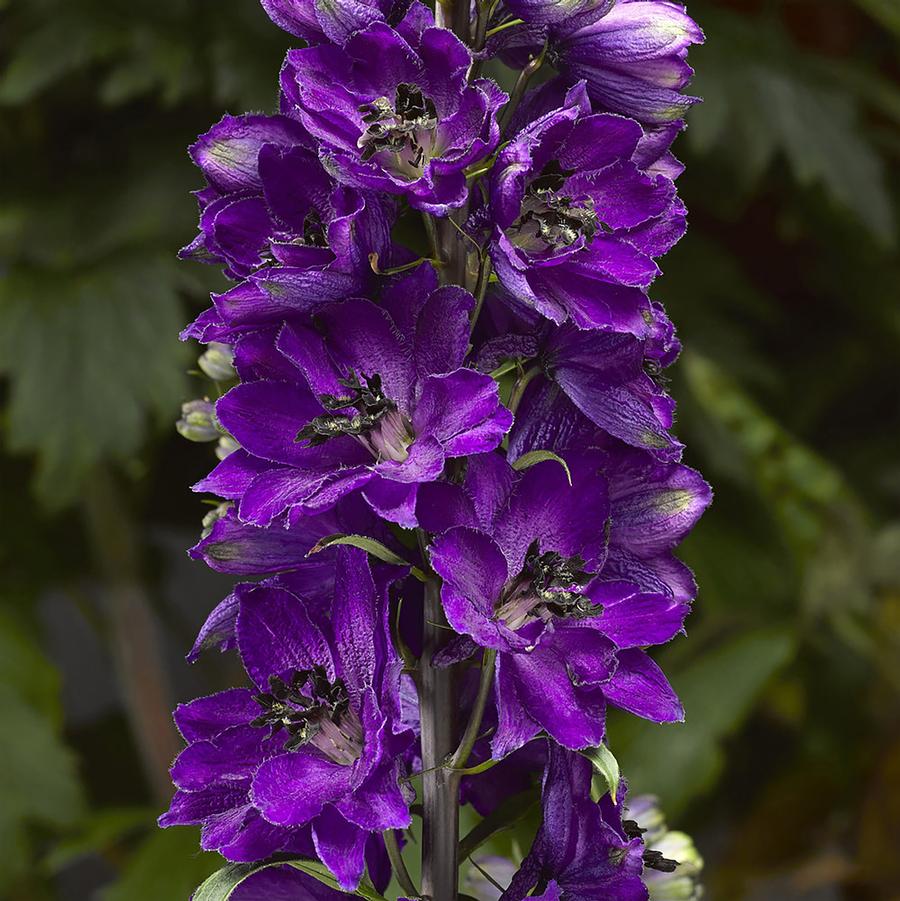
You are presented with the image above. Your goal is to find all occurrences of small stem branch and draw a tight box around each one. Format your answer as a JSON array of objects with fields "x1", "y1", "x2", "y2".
[
  {"x1": 508, "y1": 364, "x2": 541, "y2": 415},
  {"x1": 384, "y1": 829, "x2": 419, "y2": 898},
  {"x1": 469, "y1": 254, "x2": 492, "y2": 333},
  {"x1": 449, "y1": 649, "x2": 497, "y2": 771},
  {"x1": 453, "y1": 757, "x2": 501, "y2": 777},
  {"x1": 499, "y1": 40, "x2": 549, "y2": 134}
]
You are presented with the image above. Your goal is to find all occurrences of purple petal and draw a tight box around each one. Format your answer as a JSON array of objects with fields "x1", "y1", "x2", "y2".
[
  {"x1": 190, "y1": 114, "x2": 310, "y2": 193},
  {"x1": 236, "y1": 583, "x2": 334, "y2": 689},
  {"x1": 604, "y1": 648, "x2": 683, "y2": 722},
  {"x1": 187, "y1": 591, "x2": 240, "y2": 662},
  {"x1": 413, "y1": 286, "x2": 474, "y2": 377},
  {"x1": 174, "y1": 688, "x2": 258, "y2": 742},
  {"x1": 430, "y1": 527, "x2": 511, "y2": 648},
  {"x1": 312, "y1": 805, "x2": 368, "y2": 890},
  {"x1": 413, "y1": 370, "x2": 511, "y2": 455},
  {"x1": 252, "y1": 749, "x2": 352, "y2": 826}
]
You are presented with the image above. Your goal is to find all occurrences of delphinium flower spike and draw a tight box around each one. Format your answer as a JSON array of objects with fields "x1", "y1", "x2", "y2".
[{"x1": 166, "y1": 0, "x2": 707, "y2": 897}]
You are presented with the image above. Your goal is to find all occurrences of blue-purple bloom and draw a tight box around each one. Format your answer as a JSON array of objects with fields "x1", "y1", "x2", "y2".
[
  {"x1": 160, "y1": 548, "x2": 412, "y2": 890},
  {"x1": 489, "y1": 83, "x2": 685, "y2": 332},
  {"x1": 424, "y1": 449, "x2": 708, "y2": 756},
  {"x1": 280, "y1": 5, "x2": 506, "y2": 213},
  {"x1": 203, "y1": 268, "x2": 511, "y2": 527}
]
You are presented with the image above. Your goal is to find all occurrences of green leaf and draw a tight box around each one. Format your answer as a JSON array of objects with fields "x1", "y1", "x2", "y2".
[
  {"x1": 511, "y1": 450, "x2": 572, "y2": 485},
  {"x1": 192, "y1": 859, "x2": 389, "y2": 901},
  {"x1": 612, "y1": 630, "x2": 794, "y2": 815},
  {"x1": 0, "y1": 621, "x2": 85, "y2": 892},
  {"x1": 191, "y1": 862, "x2": 258, "y2": 901},
  {"x1": 580, "y1": 744, "x2": 621, "y2": 803},
  {"x1": 0, "y1": 255, "x2": 190, "y2": 507},
  {"x1": 308, "y1": 533, "x2": 426, "y2": 580},
  {"x1": 852, "y1": 0, "x2": 900, "y2": 38}
]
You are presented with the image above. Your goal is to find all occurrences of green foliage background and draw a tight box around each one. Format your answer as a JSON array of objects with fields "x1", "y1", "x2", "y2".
[{"x1": 1, "y1": 0, "x2": 899, "y2": 897}]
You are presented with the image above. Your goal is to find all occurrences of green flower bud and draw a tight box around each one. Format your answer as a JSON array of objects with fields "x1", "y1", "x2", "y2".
[
  {"x1": 201, "y1": 501, "x2": 233, "y2": 539},
  {"x1": 216, "y1": 434, "x2": 239, "y2": 460},
  {"x1": 177, "y1": 399, "x2": 218, "y2": 442},
  {"x1": 198, "y1": 342, "x2": 235, "y2": 382}
]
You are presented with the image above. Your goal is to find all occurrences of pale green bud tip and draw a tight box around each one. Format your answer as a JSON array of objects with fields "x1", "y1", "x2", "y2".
[
  {"x1": 198, "y1": 342, "x2": 235, "y2": 382},
  {"x1": 201, "y1": 501, "x2": 233, "y2": 538},
  {"x1": 177, "y1": 399, "x2": 219, "y2": 442},
  {"x1": 216, "y1": 434, "x2": 239, "y2": 460}
]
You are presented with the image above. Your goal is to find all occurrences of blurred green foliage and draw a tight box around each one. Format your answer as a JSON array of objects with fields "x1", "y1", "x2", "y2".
[{"x1": 1, "y1": 0, "x2": 899, "y2": 898}]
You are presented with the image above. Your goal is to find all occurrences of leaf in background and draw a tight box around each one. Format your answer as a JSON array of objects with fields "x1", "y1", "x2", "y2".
[
  {"x1": 852, "y1": 0, "x2": 900, "y2": 39},
  {"x1": 757, "y1": 69, "x2": 895, "y2": 244},
  {"x1": 102, "y1": 827, "x2": 221, "y2": 901},
  {"x1": 688, "y1": 13, "x2": 896, "y2": 243},
  {"x1": 43, "y1": 807, "x2": 151, "y2": 874},
  {"x1": 612, "y1": 630, "x2": 794, "y2": 815},
  {"x1": 0, "y1": 255, "x2": 190, "y2": 506},
  {"x1": 0, "y1": 611, "x2": 63, "y2": 721},
  {"x1": 0, "y1": 685, "x2": 84, "y2": 888}
]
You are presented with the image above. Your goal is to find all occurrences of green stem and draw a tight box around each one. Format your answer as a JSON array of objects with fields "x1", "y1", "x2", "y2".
[
  {"x1": 508, "y1": 365, "x2": 541, "y2": 415},
  {"x1": 449, "y1": 649, "x2": 497, "y2": 770},
  {"x1": 384, "y1": 829, "x2": 419, "y2": 898},
  {"x1": 499, "y1": 39, "x2": 549, "y2": 134},
  {"x1": 469, "y1": 255, "x2": 493, "y2": 332},
  {"x1": 484, "y1": 17, "x2": 523, "y2": 38}
]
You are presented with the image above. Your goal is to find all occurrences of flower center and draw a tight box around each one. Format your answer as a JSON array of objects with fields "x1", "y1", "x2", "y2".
[
  {"x1": 357, "y1": 83, "x2": 439, "y2": 176},
  {"x1": 298, "y1": 209, "x2": 328, "y2": 248},
  {"x1": 512, "y1": 161, "x2": 599, "y2": 251},
  {"x1": 494, "y1": 540, "x2": 599, "y2": 630},
  {"x1": 250, "y1": 666, "x2": 363, "y2": 764},
  {"x1": 295, "y1": 371, "x2": 414, "y2": 463}
]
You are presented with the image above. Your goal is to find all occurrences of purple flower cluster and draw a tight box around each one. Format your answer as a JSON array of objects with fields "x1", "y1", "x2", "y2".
[{"x1": 165, "y1": 0, "x2": 707, "y2": 897}]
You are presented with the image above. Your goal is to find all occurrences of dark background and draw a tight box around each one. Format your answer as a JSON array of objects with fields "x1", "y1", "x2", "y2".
[{"x1": 2, "y1": 0, "x2": 899, "y2": 897}]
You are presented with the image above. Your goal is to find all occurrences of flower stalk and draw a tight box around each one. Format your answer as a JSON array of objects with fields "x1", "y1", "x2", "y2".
[{"x1": 163, "y1": 0, "x2": 709, "y2": 897}]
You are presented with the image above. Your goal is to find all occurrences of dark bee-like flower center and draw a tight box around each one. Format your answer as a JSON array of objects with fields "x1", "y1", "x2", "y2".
[
  {"x1": 513, "y1": 161, "x2": 600, "y2": 250},
  {"x1": 250, "y1": 666, "x2": 362, "y2": 763},
  {"x1": 298, "y1": 209, "x2": 328, "y2": 248},
  {"x1": 357, "y1": 83, "x2": 439, "y2": 173},
  {"x1": 495, "y1": 539, "x2": 599, "y2": 630},
  {"x1": 295, "y1": 371, "x2": 414, "y2": 462}
]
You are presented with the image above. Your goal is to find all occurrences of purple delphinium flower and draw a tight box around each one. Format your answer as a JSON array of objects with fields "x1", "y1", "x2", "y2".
[
  {"x1": 280, "y1": 5, "x2": 506, "y2": 214},
  {"x1": 424, "y1": 451, "x2": 691, "y2": 756},
  {"x1": 488, "y1": 82, "x2": 685, "y2": 333},
  {"x1": 500, "y1": 743, "x2": 648, "y2": 901},
  {"x1": 179, "y1": 113, "x2": 396, "y2": 342},
  {"x1": 550, "y1": 0, "x2": 705, "y2": 125},
  {"x1": 206, "y1": 267, "x2": 512, "y2": 528},
  {"x1": 492, "y1": 1, "x2": 703, "y2": 127},
  {"x1": 160, "y1": 549, "x2": 413, "y2": 890},
  {"x1": 476, "y1": 290, "x2": 683, "y2": 460}
]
